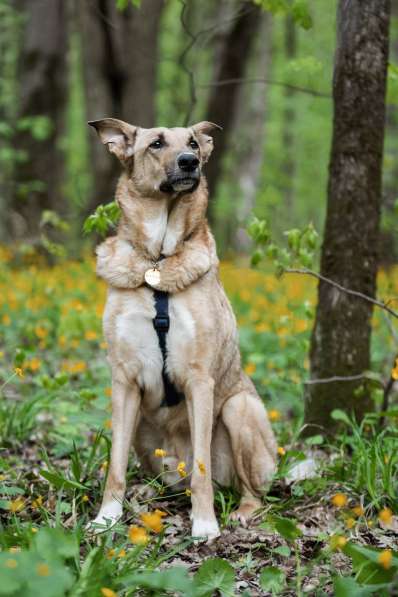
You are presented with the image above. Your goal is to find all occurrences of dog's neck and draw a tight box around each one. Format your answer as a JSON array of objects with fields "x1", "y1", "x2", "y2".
[{"x1": 115, "y1": 173, "x2": 209, "y2": 260}]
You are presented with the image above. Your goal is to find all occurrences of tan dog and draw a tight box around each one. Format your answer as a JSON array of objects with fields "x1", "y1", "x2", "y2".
[{"x1": 89, "y1": 118, "x2": 277, "y2": 540}]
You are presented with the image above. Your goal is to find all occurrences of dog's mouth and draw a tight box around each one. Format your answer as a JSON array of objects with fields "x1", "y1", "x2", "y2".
[{"x1": 160, "y1": 174, "x2": 200, "y2": 194}]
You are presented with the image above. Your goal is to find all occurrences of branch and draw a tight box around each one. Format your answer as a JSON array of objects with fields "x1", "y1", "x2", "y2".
[
  {"x1": 200, "y1": 78, "x2": 331, "y2": 99},
  {"x1": 284, "y1": 267, "x2": 398, "y2": 320},
  {"x1": 304, "y1": 373, "x2": 377, "y2": 385}
]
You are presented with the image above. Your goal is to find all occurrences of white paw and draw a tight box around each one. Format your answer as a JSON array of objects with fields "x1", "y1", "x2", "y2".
[
  {"x1": 87, "y1": 501, "x2": 122, "y2": 533},
  {"x1": 192, "y1": 518, "x2": 220, "y2": 543}
]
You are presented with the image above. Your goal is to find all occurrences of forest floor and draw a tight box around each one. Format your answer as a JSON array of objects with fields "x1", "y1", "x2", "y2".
[{"x1": 0, "y1": 251, "x2": 397, "y2": 596}]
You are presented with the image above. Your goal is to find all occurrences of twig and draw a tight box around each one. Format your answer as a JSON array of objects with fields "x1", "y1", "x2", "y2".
[
  {"x1": 284, "y1": 267, "x2": 398, "y2": 320},
  {"x1": 304, "y1": 373, "x2": 378, "y2": 385},
  {"x1": 200, "y1": 78, "x2": 331, "y2": 99}
]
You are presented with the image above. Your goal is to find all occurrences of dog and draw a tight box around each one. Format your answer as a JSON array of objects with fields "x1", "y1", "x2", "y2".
[{"x1": 89, "y1": 118, "x2": 277, "y2": 541}]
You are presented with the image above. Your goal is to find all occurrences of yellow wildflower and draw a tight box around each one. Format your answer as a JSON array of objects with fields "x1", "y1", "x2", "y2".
[
  {"x1": 268, "y1": 409, "x2": 281, "y2": 422},
  {"x1": 352, "y1": 505, "x2": 364, "y2": 517},
  {"x1": 85, "y1": 330, "x2": 97, "y2": 341},
  {"x1": 31, "y1": 496, "x2": 43, "y2": 509},
  {"x1": 14, "y1": 367, "x2": 24, "y2": 378},
  {"x1": 244, "y1": 362, "x2": 256, "y2": 376},
  {"x1": 101, "y1": 589, "x2": 118, "y2": 597},
  {"x1": 185, "y1": 489, "x2": 191, "y2": 497},
  {"x1": 277, "y1": 446, "x2": 286, "y2": 456},
  {"x1": 129, "y1": 525, "x2": 149, "y2": 545},
  {"x1": 100, "y1": 341, "x2": 108, "y2": 350},
  {"x1": 330, "y1": 535, "x2": 347, "y2": 551},
  {"x1": 177, "y1": 461, "x2": 187, "y2": 478},
  {"x1": 36, "y1": 563, "x2": 50, "y2": 577},
  {"x1": 105, "y1": 387, "x2": 112, "y2": 397},
  {"x1": 154, "y1": 448, "x2": 167, "y2": 458},
  {"x1": 140, "y1": 511, "x2": 164, "y2": 533},
  {"x1": 345, "y1": 517, "x2": 355, "y2": 529},
  {"x1": 82, "y1": 495, "x2": 89, "y2": 503},
  {"x1": 104, "y1": 419, "x2": 112, "y2": 430},
  {"x1": 31, "y1": 527, "x2": 38, "y2": 534},
  {"x1": 34, "y1": 325, "x2": 48, "y2": 339},
  {"x1": 5, "y1": 559, "x2": 18, "y2": 569},
  {"x1": 378, "y1": 507, "x2": 393, "y2": 525},
  {"x1": 26, "y1": 358, "x2": 41, "y2": 371},
  {"x1": 117, "y1": 549, "x2": 126, "y2": 559},
  {"x1": 106, "y1": 548, "x2": 116, "y2": 559},
  {"x1": 391, "y1": 366, "x2": 398, "y2": 380},
  {"x1": 378, "y1": 549, "x2": 392, "y2": 570},
  {"x1": 197, "y1": 460, "x2": 206, "y2": 475},
  {"x1": 2, "y1": 314, "x2": 11, "y2": 326},
  {"x1": 9, "y1": 498, "x2": 24, "y2": 513},
  {"x1": 331, "y1": 493, "x2": 348, "y2": 508}
]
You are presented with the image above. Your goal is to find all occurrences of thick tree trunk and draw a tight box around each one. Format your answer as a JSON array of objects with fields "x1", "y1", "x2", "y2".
[
  {"x1": 204, "y1": 1, "x2": 262, "y2": 220},
  {"x1": 306, "y1": 0, "x2": 391, "y2": 431},
  {"x1": 80, "y1": 0, "x2": 164, "y2": 212},
  {"x1": 12, "y1": 0, "x2": 67, "y2": 240}
]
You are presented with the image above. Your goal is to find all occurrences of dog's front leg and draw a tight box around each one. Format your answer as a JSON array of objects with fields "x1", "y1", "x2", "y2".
[
  {"x1": 92, "y1": 377, "x2": 141, "y2": 528},
  {"x1": 185, "y1": 375, "x2": 220, "y2": 541}
]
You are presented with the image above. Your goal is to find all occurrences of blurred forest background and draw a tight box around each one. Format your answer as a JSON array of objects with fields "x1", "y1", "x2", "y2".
[{"x1": 1, "y1": 0, "x2": 396, "y2": 257}]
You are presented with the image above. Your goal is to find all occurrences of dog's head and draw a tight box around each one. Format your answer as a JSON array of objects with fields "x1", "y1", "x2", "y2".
[{"x1": 88, "y1": 118, "x2": 221, "y2": 197}]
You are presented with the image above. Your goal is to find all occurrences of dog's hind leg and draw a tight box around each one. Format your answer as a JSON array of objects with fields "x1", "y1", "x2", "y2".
[
  {"x1": 91, "y1": 376, "x2": 141, "y2": 529},
  {"x1": 221, "y1": 391, "x2": 277, "y2": 526}
]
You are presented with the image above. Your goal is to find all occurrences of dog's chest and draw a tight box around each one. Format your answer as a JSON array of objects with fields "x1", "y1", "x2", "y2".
[
  {"x1": 107, "y1": 289, "x2": 196, "y2": 406},
  {"x1": 142, "y1": 203, "x2": 181, "y2": 258}
]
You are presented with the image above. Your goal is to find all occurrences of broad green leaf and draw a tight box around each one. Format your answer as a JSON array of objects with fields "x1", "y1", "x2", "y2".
[
  {"x1": 260, "y1": 567, "x2": 286, "y2": 593},
  {"x1": 333, "y1": 576, "x2": 376, "y2": 596},
  {"x1": 272, "y1": 516, "x2": 302, "y2": 541},
  {"x1": 193, "y1": 558, "x2": 235, "y2": 597}
]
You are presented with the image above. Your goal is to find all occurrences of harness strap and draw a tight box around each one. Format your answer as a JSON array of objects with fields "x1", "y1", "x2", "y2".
[{"x1": 153, "y1": 288, "x2": 185, "y2": 407}]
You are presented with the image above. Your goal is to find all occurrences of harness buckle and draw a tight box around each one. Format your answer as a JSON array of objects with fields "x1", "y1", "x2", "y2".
[{"x1": 153, "y1": 316, "x2": 169, "y2": 331}]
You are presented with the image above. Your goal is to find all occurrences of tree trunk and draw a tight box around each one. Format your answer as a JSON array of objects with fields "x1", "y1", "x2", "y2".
[
  {"x1": 79, "y1": 0, "x2": 164, "y2": 212},
  {"x1": 281, "y1": 14, "x2": 297, "y2": 219},
  {"x1": 232, "y1": 14, "x2": 271, "y2": 250},
  {"x1": 204, "y1": 1, "x2": 262, "y2": 220},
  {"x1": 306, "y1": 0, "x2": 391, "y2": 431},
  {"x1": 12, "y1": 0, "x2": 67, "y2": 240}
]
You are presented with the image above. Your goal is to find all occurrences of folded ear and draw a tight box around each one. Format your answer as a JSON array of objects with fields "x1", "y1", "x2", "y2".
[
  {"x1": 88, "y1": 118, "x2": 137, "y2": 162},
  {"x1": 191, "y1": 121, "x2": 222, "y2": 163}
]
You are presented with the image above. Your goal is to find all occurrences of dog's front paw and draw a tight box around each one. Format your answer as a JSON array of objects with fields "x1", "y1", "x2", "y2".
[
  {"x1": 87, "y1": 501, "x2": 122, "y2": 533},
  {"x1": 192, "y1": 517, "x2": 220, "y2": 543}
]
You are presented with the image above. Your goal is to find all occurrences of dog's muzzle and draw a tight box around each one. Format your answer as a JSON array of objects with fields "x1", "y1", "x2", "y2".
[{"x1": 160, "y1": 152, "x2": 200, "y2": 194}]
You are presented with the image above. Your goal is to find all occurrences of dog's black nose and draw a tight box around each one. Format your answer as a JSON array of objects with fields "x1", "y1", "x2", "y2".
[{"x1": 177, "y1": 152, "x2": 199, "y2": 172}]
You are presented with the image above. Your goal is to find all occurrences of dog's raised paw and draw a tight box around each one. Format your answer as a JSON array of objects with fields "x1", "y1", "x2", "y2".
[{"x1": 192, "y1": 518, "x2": 220, "y2": 543}]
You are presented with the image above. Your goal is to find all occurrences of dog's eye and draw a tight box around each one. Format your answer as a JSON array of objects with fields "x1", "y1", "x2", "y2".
[
  {"x1": 189, "y1": 139, "x2": 199, "y2": 150},
  {"x1": 150, "y1": 139, "x2": 163, "y2": 149}
]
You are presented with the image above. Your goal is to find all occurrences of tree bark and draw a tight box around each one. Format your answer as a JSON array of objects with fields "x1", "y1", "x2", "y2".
[
  {"x1": 203, "y1": 1, "x2": 262, "y2": 220},
  {"x1": 306, "y1": 0, "x2": 391, "y2": 431},
  {"x1": 12, "y1": 0, "x2": 67, "y2": 240},
  {"x1": 281, "y1": 14, "x2": 297, "y2": 219},
  {"x1": 232, "y1": 13, "x2": 271, "y2": 250},
  {"x1": 79, "y1": 0, "x2": 164, "y2": 212}
]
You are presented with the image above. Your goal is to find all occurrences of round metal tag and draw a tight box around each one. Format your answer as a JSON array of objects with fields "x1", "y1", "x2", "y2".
[{"x1": 145, "y1": 268, "x2": 161, "y2": 287}]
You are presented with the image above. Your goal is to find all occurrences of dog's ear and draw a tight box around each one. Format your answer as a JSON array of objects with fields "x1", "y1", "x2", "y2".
[
  {"x1": 191, "y1": 121, "x2": 222, "y2": 163},
  {"x1": 88, "y1": 118, "x2": 137, "y2": 162}
]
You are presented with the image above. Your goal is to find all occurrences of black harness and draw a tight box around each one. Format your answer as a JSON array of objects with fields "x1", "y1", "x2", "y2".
[{"x1": 152, "y1": 287, "x2": 185, "y2": 408}]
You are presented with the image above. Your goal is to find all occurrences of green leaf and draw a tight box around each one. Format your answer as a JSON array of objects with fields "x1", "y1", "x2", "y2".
[
  {"x1": 291, "y1": 1, "x2": 313, "y2": 29},
  {"x1": 193, "y1": 558, "x2": 235, "y2": 597},
  {"x1": 39, "y1": 469, "x2": 87, "y2": 491},
  {"x1": 273, "y1": 545, "x2": 291, "y2": 557},
  {"x1": 331, "y1": 409, "x2": 352, "y2": 426},
  {"x1": 343, "y1": 543, "x2": 398, "y2": 585},
  {"x1": 272, "y1": 516, "x2": 302, "y2": 541},
  {"x1": 121, "y1": 567, "x2": 192, "y2": 593},
  {"x1": 260, "y1": 567, "x2": 286, "y2": 593},
  {"x1": 333, "y1": 576, "x2": 375, "y2": 596}
]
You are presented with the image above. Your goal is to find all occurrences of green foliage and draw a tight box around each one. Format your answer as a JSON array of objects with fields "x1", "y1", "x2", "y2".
[
  {"x1": 116, "y1": 0, "x2": 141, "y2": 10},
  {"x1": 260, "y1": 567, "x2": 286, "y2": 593},
  {"x1": 248, "y1": 216, "x2": 319, "y2": 272},
  {"x1": 254, "y1": 0, "x2": 313, "y2": 29},
  {"x1": 83, "y1": 202, "x2": 121, "y2": 236}
]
